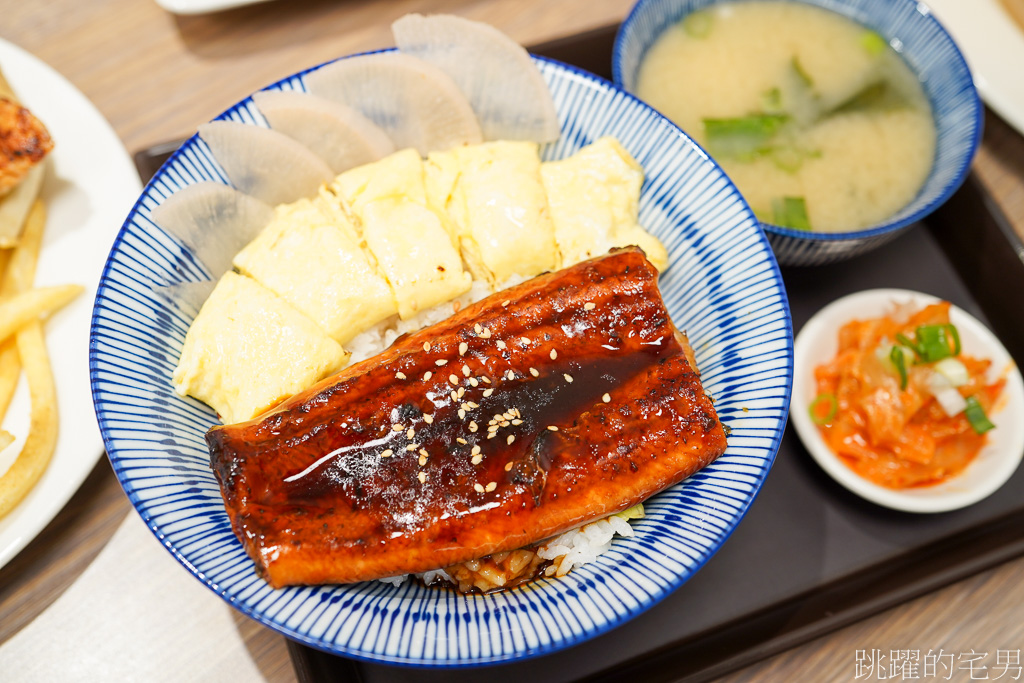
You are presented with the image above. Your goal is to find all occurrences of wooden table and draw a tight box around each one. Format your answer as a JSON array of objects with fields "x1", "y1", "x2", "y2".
[{"x1": 1, "y1": 1, "x2": 1022, "y2": 680}]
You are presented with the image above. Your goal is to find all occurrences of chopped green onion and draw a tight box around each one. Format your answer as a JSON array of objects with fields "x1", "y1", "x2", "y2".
[
  {"x1": 761, "y1": 87, "x2": 783, "y2": 113},
  {"x1": 809, "y1": 392, "x2": 838, "y2": 425},
  {"x1": 915, "y1": 324, "x2": 960, "y2": 362},
  {"x1": 772, "y1": 196, "x2": 812, "y2": 231},
  {"x1": 890, "y1": 345, "x2": 909, "y2": 390},
  {"x1": 703, "y1": 114, "x2": 789, "y2": 160},
  {"x1": 945, "y1": 323, "x2": 961, "y2": 356},
  {"x1": 768, "y1": 146, "x2": 804, "y2": 173},
  {"x1": 934, "y1": 357, "x2": 969, "y2": 387},
  {"x1": 683, "y1": 10, "x2": 713, "y2": 38},
  {"x1": 791, "y1": 56, "x2": 814, "y2": 87},
  {"x1": 860, "y1": 30, "x2": 888, "y2": 56},
  {"x1": 964, "y1": 396, "x2": 995, "y2": 434},
  {"x1": 895, "y1": 324, "x2": 962, "y2": 363}
]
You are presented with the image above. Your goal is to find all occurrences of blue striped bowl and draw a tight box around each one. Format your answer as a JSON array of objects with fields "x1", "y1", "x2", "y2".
[
  {"x1": 613, "y1": 0, "x2": 983, "y2": 266},
  {"x1": 89, "y1": 55, "x2": 792, "y2": 666}
]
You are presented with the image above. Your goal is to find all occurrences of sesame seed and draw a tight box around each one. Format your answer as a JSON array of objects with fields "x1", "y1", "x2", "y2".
[
  {"x1": 396, "y1": 371, "x2": 407, "y2": 380},
  {"x1": 482, "y1": 377, "x2": 491, "y2": 384},
  {"x1": 449, "y1": 374, "x2": 459, "y2": 385},
  {"x1": 469, "y1": 377, "x2": 479, "y2": 387},
  {"x1": 450, "y1": 390, "x2": 459, "y2": 401},
  {"x1": 520, "y1": 337, "x2": 531, "y2": 345},
  {"x1": 584, "y1": 302, "x2": 596, "y2": 311},
  {"x1": 493, "y1": 413, "x2": 503, "y2": 422},
  {"x1": 424, "y1": 414, "x2": 434, "y2": 424},
  {"x1": 459, "y1": 342, "x2": 468, "y2": 356},
  {"x1": 512, "y1": 419, "x2": 523, "y2": 426},
  {"x1": 483, "y1": 388, "x2": 494, "y2": 397},
  {"x1": 424, "y1": 371, "x2": 432, "y2": 381},
  {"x1": 419, "y1": 455, "x2": 427, "y2": 466},
  {"x1": 419, "y1": 448, "x2": 428, "y2": 457},
  {"x1": 468, "y1": 401, "x2": 479, "y2": 409},
  {"x1": 487, "y1": 433, "x2": 497, "y2": 439},
  {"x1": 550, "y1": 349, "x2": 558, "y2": 360},
  {"x1": 462, "y1": 365, "x2": 471, "y2": 377},
  {"x1": 392, "y1": 424, "x2": 403, "y2": 432},
  {"x1": 500, "y1": 420, "x2": 510, "y2": 427},
  {"x1": 461, "y1": 402, "x2": 471, "y2": 411},
  {"x1": 435, "y1": 359, "x2": 448, "y2": 366},
  {"x1": 381, "y1": 449, "x2": 393, "y2": 458},
  {"x1": 474, "y1": 483, "x2": 485, "y2": 493},
  {"x1": 603, "y1": 393, "x2": 611, "y2": 403},
  {"x1": 423, "y1": 342, "x2": 431, "y2": 352},
  {"x1": 502, "y1": 300, "x2": 510, "y2": 307},
  {"x1": 457, "y1": 387, "x2": 466, "y2": 398},
  {"x1": 472, "y1": 445, "x2": 482, "y2": 455},
  {"x1": 488, "y1": 425, "x2": 499, "y2": 433},
  {"x1": 496, "y1": 340, "x2": 507, "y2": 350},
  {"x1": 474, "y1": 323, "x2": 483, "y2": 334},
  {"x1": 485, "y1": 482, "x2": 497, "y2": 492},
  {"x1": 564, "y1": 373, "x2": 574, "y2": 383},
  {"x1": 506, "y1": 370, "x2": 515, "y2": 380},
  {"x1": 481, "y1": 328, "x2": 492, "y2": 339},
  {"x1": 505, "y1": 462, "x2": 514, "y2": 471},
  {"x1": 458, "y1": 409, "x2": 466, "y2": 419},
  {"x1": 513, "y1": 408, "x2": 521, "y2": 418},
  {"x1": 471, "y1": 455, "x2": 483, "y2": 465},
  {"x1": 406, "y1": 428, "x2": 415, "y2": 439},
  {"x1": 547, "y1": 425, "x2": 559, "y2": 431},
  {"x1": 469, "y1": 421, "x2": 478, "y2": 432},
  {"x1": 503, "y1": 411, "x2": 515, "y2": 419},
  {"x1": 507, "y1": 435, "x2": 515, "y2": 445},
  {"x1": 456, "y1": 437, "x2": 468, "y2": 445},
  {"x1": 407, "y1": 444, "x2": 418, "y2": 451},
  {"x1": 529, "y1": 367, "x2": 539, "y2": 377},
  {"x1": 418, "y1": 472, "x2": 427, "y2": 484}
]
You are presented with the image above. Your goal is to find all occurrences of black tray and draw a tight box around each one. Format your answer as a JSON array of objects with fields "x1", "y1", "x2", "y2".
[{"x1": 134, "y1": 25, "x2": 1024, "y2": 683}]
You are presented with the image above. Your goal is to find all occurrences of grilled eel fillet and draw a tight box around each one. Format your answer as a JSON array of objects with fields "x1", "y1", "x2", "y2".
[
  {"x1": 0, "y1": 97, "x2": 52, "y2": 198},
  {"x1": 207, "y1": 247, "x2": 728, "y2": 588}
]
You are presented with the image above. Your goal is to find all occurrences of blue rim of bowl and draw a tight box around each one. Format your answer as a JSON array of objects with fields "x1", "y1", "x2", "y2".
[
  {"x1": 611, "y1": 0, "x2": 984, "y2": 243},
  {"x1": 89, "y1": 49, "x2": 794, "y2": 667}
]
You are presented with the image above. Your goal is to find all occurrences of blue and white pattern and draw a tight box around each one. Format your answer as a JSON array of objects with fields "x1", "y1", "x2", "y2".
[
  {"x1": 89, "y1": 55, "x2": 793, "y2": 666},
  {"x1": 613, "y1": 0, "x2": 982, "y2": 266}
]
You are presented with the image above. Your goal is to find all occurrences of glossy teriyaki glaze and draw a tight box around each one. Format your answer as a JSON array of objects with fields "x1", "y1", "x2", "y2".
[{"x1": 207, "y1": 248, "x2": 728, "y2": 588}]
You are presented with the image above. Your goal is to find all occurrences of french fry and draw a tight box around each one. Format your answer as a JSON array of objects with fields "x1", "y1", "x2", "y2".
[
  {"x1": 0, "y1": 165, "x2": 44, "y2": 247},
  {"x1": 1, "y1": 200, "x2": 46, "y2": 294},
  {"x1": 0, "y1": 284, "x2": 82, "y2": 344},
  {"x1": 0, "y1": 321, "x2": 57, "y2": 519},
  {"x1": 0, "y1": 201, "x2": 45, "y2": 421}
]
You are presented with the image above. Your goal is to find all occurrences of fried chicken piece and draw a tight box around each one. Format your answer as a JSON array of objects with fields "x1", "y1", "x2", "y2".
[{"x1": 0, "y1": 97, "x2": 53, "y2": 198}]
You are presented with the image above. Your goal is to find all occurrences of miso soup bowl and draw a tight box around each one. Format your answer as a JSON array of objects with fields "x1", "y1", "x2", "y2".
[{"x1": 613, "y1": 0, "x2": 983, "y2": 267}]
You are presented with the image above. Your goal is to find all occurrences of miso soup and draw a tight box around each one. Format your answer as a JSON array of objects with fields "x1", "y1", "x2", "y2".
[{"x1": 635, "y1": 1, "x2": 936, "y2": 233}]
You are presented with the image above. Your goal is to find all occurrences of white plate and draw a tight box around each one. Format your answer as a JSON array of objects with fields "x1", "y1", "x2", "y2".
[
  {"x1": 154, "y1": 0, "x2": 273, "y2": 15},
  {"x1": 791, "y1": 289, "x2": 1024, "y2": 513},
  {"x1": 925, "y1": 0, "x2": 1024, "y2": 137},
  {"x1": 0, "y1": 39, "x2": 141, "y2": 568}
]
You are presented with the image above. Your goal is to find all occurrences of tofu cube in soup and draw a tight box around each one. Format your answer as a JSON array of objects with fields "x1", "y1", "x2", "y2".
[
  {"x1": 233, "y1": 198, "x2": 397, "y2": 344},
  {"x1": 172, "y1": 272, "x2": 349, "y2": 424}
]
